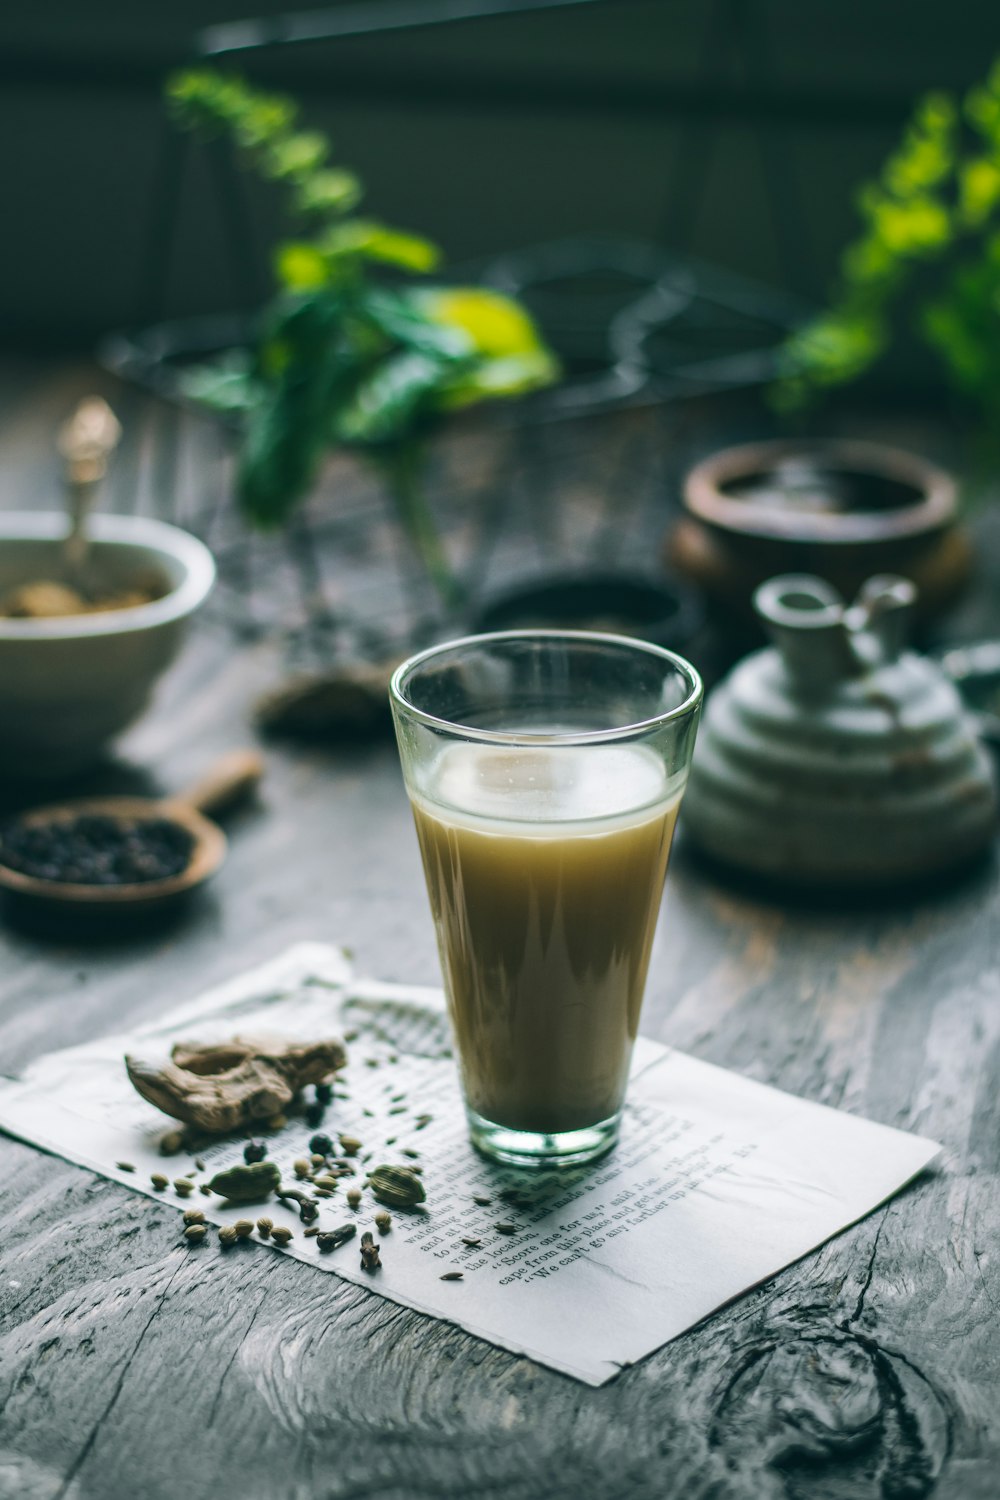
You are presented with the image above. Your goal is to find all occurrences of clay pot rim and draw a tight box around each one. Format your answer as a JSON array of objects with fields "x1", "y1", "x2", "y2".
[{"x1": 683, "y1": 439, "x2": 956, "y2": 546}]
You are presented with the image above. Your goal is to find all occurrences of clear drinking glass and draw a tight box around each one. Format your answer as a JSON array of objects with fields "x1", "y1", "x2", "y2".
[{"x1": 390, "y1": 630, "x2": 702, "y2": 1167}]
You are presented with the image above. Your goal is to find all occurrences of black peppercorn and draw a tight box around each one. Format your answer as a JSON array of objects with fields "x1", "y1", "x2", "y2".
[
  {"x1": 315, "y1": 1081, "x2": 333, "y2": 1105},
  {"x1": 0, "y1": 813, "x2": 194, "y2": 887},
  {"x1": 243, "y1": 1140, "x2": 267, "y2": 1164},
  {"x1": 309, "y1": 1132, "x2": 334, "y2": 1156},
  {"x1": 304, "y1": 1102, "x2": 325, "y2": 1129}
]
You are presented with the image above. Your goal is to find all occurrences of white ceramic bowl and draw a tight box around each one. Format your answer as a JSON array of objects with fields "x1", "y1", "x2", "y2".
[{"x1": 0, "y1": 513, "x2": 215, "y2": 777}]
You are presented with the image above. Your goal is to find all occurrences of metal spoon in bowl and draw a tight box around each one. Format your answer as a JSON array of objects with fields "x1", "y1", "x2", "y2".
[
  {"x1": 58, "y1": 396, "x2": 122, "y2": 594},
  {"x1": 0, "y1": 749, "x2": 263, "y2": 915}
]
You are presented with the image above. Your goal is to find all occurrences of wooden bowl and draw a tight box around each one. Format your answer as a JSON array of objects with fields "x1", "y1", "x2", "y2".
[
  {"x1": 0, "y1": 750, "x2": 261, "y2": 920},
  {"x1": 0, "y1": 797, "x2": 225, "y2": 912}
]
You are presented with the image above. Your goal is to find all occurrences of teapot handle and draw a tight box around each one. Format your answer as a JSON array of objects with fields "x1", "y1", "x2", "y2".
[{"x1": 848, "y1": 575, "x2": 917, "y2": 664}]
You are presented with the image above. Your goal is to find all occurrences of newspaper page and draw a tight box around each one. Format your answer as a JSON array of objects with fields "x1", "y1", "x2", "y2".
[{"x1": 0, "y1": 944, "x2": 941, "y2": 1386}]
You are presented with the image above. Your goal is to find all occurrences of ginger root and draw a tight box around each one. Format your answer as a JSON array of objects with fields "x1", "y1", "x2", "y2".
[{"x1": 125, "y1": 1034, "x2": 346, "y2": 1133}]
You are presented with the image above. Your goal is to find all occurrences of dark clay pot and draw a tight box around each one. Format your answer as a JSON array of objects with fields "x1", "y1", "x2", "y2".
[{"x1": 668, "y1": 439, "x2": 970, "y2": 625}]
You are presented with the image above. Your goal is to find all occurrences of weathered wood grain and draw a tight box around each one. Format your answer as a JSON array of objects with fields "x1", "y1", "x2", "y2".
[{"x1": 1, "y1": 361, "x2": 998, "y2": 1500}]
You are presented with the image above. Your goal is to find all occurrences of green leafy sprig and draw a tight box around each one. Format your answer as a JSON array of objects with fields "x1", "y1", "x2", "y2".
[
  {"x1": 168, "y1": 69, "x2": 439, "y2": 279},
  {"x1": 775, "y1": 57, "x2": 1000, "y2": 422},
  {"x1": 166, "y1": 70, "x2": 559, "y2": 607}
]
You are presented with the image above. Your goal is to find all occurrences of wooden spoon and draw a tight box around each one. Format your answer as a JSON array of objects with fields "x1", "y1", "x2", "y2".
[{"x1": 0, "y1": 749, "x2": 263, "y2": 912}]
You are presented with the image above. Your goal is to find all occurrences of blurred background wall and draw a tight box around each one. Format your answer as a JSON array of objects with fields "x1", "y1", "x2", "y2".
[{"x1": 0, "y1": 0, "x2": 991, "y2": 349}]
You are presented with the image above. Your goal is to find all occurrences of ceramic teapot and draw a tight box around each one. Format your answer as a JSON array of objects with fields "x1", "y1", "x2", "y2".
[{"x1": 683, "y1": 573, "x2": 997, "y2": 885}]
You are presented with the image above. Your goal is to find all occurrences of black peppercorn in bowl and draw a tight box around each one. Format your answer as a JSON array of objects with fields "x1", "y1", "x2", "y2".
[
  {"x1": 0, "y1": 748, "x2": 261, "y2": 924},
  {"x1": 0, "y1": 797, "x2": 223, "y2": 912},
  {"x1": 0, "y1": 512, "x2": 215, "y2": 778}
]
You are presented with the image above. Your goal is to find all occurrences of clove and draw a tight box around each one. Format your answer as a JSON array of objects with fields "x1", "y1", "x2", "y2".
[{"x1": 359, "y1": 1231, "x2": 382, "y2": 1273}]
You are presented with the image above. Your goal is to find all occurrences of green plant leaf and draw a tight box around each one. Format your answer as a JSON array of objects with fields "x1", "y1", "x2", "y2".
[
  {"x1": 922, "y1": 242, "x2": 1000, "y2": 405},
  {"x1": 275, "y1": 242, "x2": 329, "y2": 292},
  {"x1": 321, "y1": 220, "x2": 441, "y2": 272},
  {"x1": 436, "y1": 350, "x2": 561, "y2": 410},
  {"x1": 871, "y1": 197, "x2": 952, "y2": 256},
  {"x1": 293, "y1": 168, "x2": 362, "y2": 217},
  {"x1": 775, "y1": 313, "x2": 888, "y2": 407},
  {"x1": 178, "y1": 352, "x2": 259, "y2": 414},
  {"x1": 238, "y1": 294, "x2": 363, "y2": 526},
  {"x1": 959, "y1": 158, "x2": 1000, "y2": 227},
  {"x1": 967, "y1": 79, "x2": 1000, "y2": 137},
  {"x1": 414, "y1": 286, "x2": 549, "y2": 356},
  {"x1": 365, "y1": 288, "x2": 472, "y2": 359},
  {"x1": 264, "y1": 131, "x2": 329, "y2": 182},
  {"x1": 333, "y1": 349, "x2": 457, "y2": 446},
  {"x1": 234, "y1": 97, "x2": 297, "y2": 150}
]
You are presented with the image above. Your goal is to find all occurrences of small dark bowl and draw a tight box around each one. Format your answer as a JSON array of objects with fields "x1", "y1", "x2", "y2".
[{"x1": 468, "y1": 570, "x2": 702, "y2": 652}]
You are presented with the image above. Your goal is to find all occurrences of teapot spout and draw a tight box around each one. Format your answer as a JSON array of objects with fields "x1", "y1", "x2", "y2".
[
  {"x1": 753, "y1": 575, "x2": 857, "y2": 684},
  {"x1": 754, "y1": 573, "x2": 917, "y2": 685}
]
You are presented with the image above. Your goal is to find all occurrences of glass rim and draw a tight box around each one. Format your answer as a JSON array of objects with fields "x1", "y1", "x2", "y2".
[{"x1": 389, "y1": 628, "x2": 704, "y2": 747}]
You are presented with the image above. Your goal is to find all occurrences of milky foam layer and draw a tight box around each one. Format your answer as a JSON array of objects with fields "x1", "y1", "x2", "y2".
[{"x1": 412, "y1": 742, "x2": 678, "y2": 835}]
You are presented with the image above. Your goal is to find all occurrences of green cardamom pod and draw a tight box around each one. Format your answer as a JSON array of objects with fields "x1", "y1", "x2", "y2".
[
  {"x1": 208, "y1": 1160, "x2": 281, "y2": 1203},
  {"x1": 368, "y1": 1165, "x2": 426, "y2": 1209}
]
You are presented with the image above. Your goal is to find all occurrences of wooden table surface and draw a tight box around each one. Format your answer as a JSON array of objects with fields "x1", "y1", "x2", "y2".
[{"x1": 1, "y1": 361, "x2": 998, "y2": 1500}]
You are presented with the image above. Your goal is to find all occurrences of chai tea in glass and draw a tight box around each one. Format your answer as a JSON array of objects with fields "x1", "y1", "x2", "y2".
[{"x1": 390, "y1": 631, "x2": 701, "y2": 1166}]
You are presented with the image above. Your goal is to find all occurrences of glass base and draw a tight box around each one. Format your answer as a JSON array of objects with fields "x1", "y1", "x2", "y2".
[{"x1": 467, "y1": 1107, "x2": 620, "y2": 1168}]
